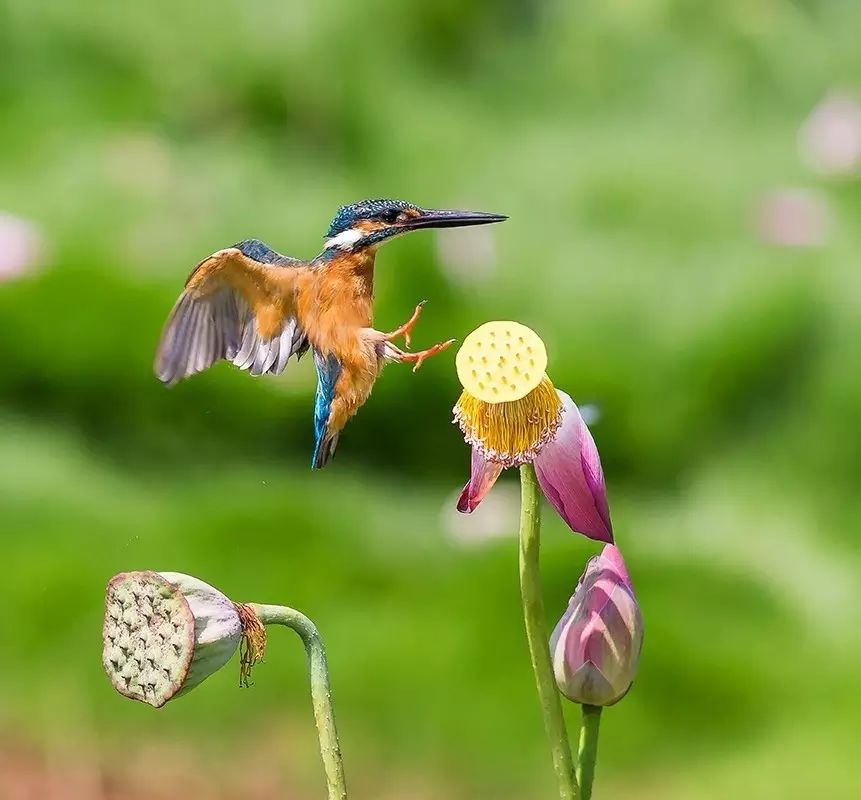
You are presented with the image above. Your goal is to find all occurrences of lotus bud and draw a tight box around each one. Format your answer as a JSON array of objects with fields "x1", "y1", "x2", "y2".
[
  {"x1": 550, "y1": 545, "x2": 643, "y2": 707},
  {"x1": 102, "y1": 571, "x2": 265, "y2": 708}
]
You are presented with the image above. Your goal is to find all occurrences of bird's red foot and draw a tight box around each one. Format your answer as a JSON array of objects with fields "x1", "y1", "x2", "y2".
[
  {"x1": 384, "y1": 301, "x2": 426, "y2": 350},
  {"x1": 399, "y1": 338, "x2": 456, "y2": 372}
]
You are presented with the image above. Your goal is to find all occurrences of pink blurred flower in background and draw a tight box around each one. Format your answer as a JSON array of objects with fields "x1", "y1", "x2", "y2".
[
  {"x1": 551, "y1": 544, "x2": 643, "y2": 707},
  {"x1": 442, "y1": 482, "x2": 519, "y2": 548},
  {"x1": 799, "y1": 91, "x2": 861, "y2": 177},
  {"x1": 0, "y1": 212, "x2": 45, "y2": 281},
  {"x1": 435, "y1": 224, "x2": 498, "y2": 286},
  {"x1": 755, "y1": 188, "x2": 830, "y2": 248}
]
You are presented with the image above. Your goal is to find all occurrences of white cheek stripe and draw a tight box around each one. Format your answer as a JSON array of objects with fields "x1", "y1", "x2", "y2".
[{"x1": 325, "y1": 228, "x2": 364, "y2": 250}]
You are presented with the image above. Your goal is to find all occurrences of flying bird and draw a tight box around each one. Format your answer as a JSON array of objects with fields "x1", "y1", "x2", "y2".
[{"x1": 154, "y1": 199, "x2": 507, "y2": 468}]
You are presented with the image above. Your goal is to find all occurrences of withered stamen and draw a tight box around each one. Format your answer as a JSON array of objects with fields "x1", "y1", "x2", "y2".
[{"x1": 235, "y1": 603, "x2": 267, "y2": 688}]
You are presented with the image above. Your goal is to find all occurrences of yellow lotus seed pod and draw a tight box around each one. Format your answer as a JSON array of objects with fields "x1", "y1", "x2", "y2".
[{"x1": 455, "y1": 320, "x2": 547, "y2": 403}]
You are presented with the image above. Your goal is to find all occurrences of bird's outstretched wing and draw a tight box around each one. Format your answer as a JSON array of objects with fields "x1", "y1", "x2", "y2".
[
  {"x1": 311, "y1": 349, "x2": 343, "y2": 469},
  {"x1": 155, "y1": 240, "x2": 310, "y2": 386}
]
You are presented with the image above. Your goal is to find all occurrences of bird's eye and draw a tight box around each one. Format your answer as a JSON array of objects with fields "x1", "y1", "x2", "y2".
[{"x1": 381, "y1": 209, "x2": 401, "y2": 224}]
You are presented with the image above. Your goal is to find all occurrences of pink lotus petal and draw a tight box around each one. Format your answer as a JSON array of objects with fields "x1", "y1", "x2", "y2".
[
  {"x1": 457, "y1": 447, "x2": 504, "y2": 514},
  {"x1": 534, "y1": 390, "x2": 612, "y2": 542},
  {"x1": 551, "y1": 544, "x2": 643, "y2": 707}
]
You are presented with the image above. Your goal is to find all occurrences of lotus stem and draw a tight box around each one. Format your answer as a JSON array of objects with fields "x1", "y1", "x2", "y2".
[
  {"x1": 576, "y1": 705, "x2": 602, "y2": 800},
  {"x1": 518, "y1": 463, "x2": 579, "y2": 800},
  {"x1": 251, "y1": 604, "x2": 348, "y2": 800}
]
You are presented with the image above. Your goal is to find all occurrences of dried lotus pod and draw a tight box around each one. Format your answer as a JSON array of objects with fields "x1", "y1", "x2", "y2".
[{"x1": 102, "y1": 571, "x2": 262, "y2": 708}]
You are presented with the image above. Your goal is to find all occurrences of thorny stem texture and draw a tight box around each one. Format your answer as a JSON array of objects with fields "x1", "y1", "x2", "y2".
[
  {"x1": 576, "y1": 705, "x2": 602, "y2": 800},
  {"x1": 251, "y1": 604, "x2": 348, "y2": 800},
  {"x1": 519, "y1": 463, "x2": 579, "y2": 800}
]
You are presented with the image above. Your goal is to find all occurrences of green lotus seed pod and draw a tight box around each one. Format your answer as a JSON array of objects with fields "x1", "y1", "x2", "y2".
[{"x1": 102, "y1": 571, "x2": 247, "y2": 708}]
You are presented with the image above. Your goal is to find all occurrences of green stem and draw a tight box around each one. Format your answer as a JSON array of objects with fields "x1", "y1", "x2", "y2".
[
  {"x1": 251, "y1": 604, "x2": 348, "y2": 800},
  {"x1": 519, "y1": 463, "x2": 579, "y2": 800},
  {"x1": 576, "y1": 705, "x2": 602, "y2": 800}
]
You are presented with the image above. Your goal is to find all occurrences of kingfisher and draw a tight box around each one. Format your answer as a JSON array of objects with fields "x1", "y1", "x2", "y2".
[{"x1": 154, "y1": 198, "x2": 507, "y2": 468}]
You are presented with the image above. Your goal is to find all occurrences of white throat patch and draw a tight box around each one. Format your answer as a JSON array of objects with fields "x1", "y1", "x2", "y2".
[{"x1": 324, "y1": 227, "x2": 364, "y2": 250}]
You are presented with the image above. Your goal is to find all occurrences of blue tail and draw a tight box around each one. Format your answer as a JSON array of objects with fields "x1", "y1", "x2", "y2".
[{"x1": 311, "y1": 349, "x2": 343, "y2": 470}]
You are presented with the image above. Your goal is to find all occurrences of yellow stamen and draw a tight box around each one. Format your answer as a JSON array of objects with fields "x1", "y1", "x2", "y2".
[{"x1": 454, "y1": 375, "x2": 563, "y2": 467}]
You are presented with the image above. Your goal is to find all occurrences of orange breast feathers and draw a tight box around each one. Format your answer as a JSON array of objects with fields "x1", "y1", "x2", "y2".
[
  {"x1": 297, "y1": 255, "x2": 377, "y2": 369},
  {"x1": 297, "y1": 255, "x2": 381, "y2": 435}
]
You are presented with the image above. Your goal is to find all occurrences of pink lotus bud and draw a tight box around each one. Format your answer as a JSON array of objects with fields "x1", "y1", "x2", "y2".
[{"x1": 550, "y1": 545, "x2": 643, "y2": 707}]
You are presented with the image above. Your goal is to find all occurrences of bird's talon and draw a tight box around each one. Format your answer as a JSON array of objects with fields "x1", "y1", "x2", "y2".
[{"x1": 384, "y1": 301, "x2": 426, "y2": 346}]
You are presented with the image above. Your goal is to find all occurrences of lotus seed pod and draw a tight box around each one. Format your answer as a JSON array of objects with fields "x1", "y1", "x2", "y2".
[{"x1": 102, "y1": 571, "x2": 258, "y2": 708}]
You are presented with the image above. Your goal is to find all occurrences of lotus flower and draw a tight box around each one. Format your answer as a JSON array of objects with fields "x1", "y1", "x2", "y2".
[
  {"x1": 550, "y1": 544, "x2": 643, "y2": 707},
  {"x1": 102, "y1": 571, "x2": 265, "y2": 708},
  {"x1": 453, "y1": 321, "x2": 612, "y2": 542}
]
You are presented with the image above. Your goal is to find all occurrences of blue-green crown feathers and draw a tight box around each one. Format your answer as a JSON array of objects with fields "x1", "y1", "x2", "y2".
[{"x1": 327, "y1": 199, "x2": 415, "y2": 237}]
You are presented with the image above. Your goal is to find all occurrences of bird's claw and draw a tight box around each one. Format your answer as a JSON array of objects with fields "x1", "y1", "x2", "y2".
[
  {"x1": 409, "y1": 338, "x2": 456, "y2": 372},
  {"x1": 385, "y1": 300, "x2": 427, "y2": 350}
]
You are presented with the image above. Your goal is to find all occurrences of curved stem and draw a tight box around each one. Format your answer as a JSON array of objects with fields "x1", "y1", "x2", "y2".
[
  {"x1": 251, "y1": 604, "x2": 348, "y2": 800},
  {"x1": 576, "y1": 705, "x2": 602, "y2": 800},
  {"x1": 519, "y1": 463, "x2": 579, "y2": 800}
]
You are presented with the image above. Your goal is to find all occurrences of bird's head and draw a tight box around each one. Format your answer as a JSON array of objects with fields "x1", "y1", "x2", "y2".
[{"x1": 323, "y1": 199, "x2": 506, "y2": 252}]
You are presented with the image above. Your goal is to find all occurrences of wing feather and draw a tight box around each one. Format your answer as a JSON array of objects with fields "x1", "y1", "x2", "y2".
[{"x1": 155, "y1": 242, "x2": 309, "y2": 386}]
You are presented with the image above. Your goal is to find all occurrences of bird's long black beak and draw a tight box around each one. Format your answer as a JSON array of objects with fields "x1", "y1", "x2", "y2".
[{"x1": 400, "y1": 208, "x2": 508, "y2": 230}]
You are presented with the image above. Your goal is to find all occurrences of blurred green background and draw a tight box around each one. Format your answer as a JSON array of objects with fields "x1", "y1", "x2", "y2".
[{"x1": 2, "y1": 0, "x2": 860, "y2": 797}]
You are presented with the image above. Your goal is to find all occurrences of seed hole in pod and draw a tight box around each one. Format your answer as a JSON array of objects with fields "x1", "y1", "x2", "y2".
[
  {"x1": 490, "y1": 342, "x2": 496, "y2": 349},
  {"x1": 524, "y1": 373, "x2": 530, "y2": 381},
  {"x1": 468, "y1": 355, "x2": 474, "y2": 363},
  {"x1": 505, "y1": 329, "x2": 512, "y2": 337},
  {"x1": 518, "y1": 336, "x2": 524, "y2": 343},
  {"x1": 478, "y1": 381, "x2": 485, "y2": 390},
  {"x1": 506, "y1": 342, "x2": 511, "y2": 349},
  {"x1": 481, "y1": 356, "x2": 488, "y2": 364},
  {"x1": 471, "y1": 369, "x2": 477, "y2": 377},
  {"x1": 514, "y1": 365, "x2": 520, "y2": 373},
  {"x1": 529, "y1": 358, "x2": 535, "y2": 367},
  {"x1": 501, "y1": 376, "x2": 508, "y2": 384},
  {"x1": 490, "y1": 330, "x2": 496, "y2": 337},
  {"x1": 526, "y1": 346, "x2": 533, "y2": 354},
  {"x1": 498, "y1": 356, "x2": 506, "y2": 365},
  {"x1": 492, "y1": 386, "x2": 498, "y2": 394}
]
